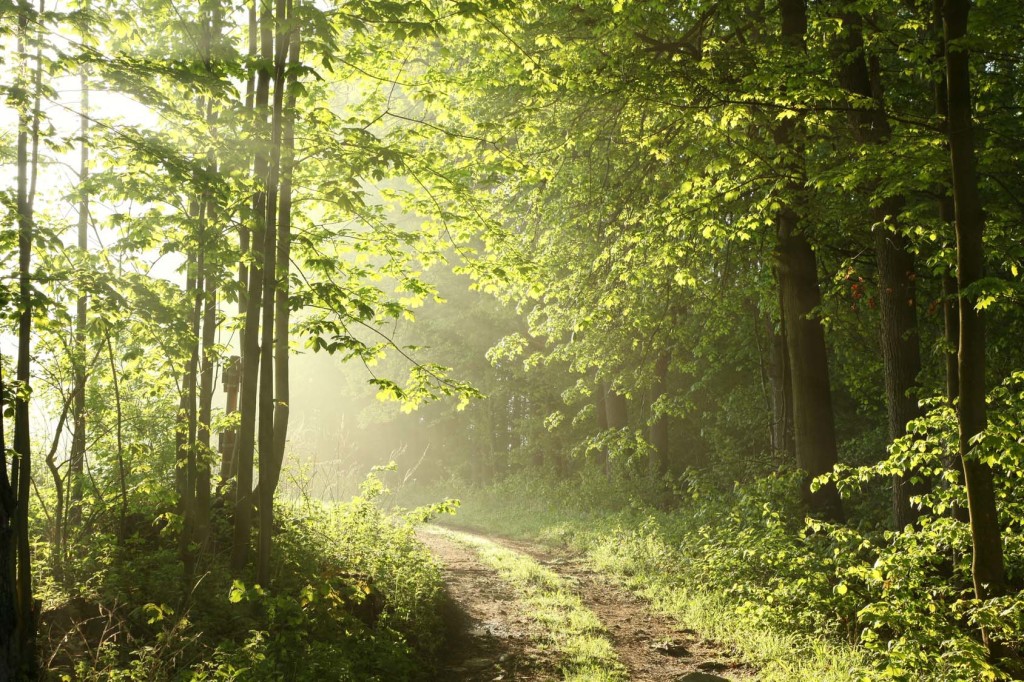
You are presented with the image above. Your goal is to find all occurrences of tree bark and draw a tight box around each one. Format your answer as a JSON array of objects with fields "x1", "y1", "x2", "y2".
[
  {"x1": 268, "y1": 3, "x2": 299, "y2": 536},
  {"x1": 0, "y1": 361, "x2": 18, "y2": 680},
  {"x1": 10, "y1": 1, "x2": 43, "y2": 672},
  {"x1": 594, "y1": 379, "x2": 609, "y2": 473},
  {"x1": 256, "y1": 0, "x2": 288, "y2": 585},
  {"x1": 773, "y1": 0, "x2": 843, "y2": 521},
  {"x1": 942, "y1": 0, "x2": 1006, "y2": 633},
  {"x1": 931, "y1": 1, "x2": 969, "y2": 524},
  {"x1": 836, "y1": 7, "x2": 926, "y2": 528},
  {"x1": 231, "y1": 0, "x2": 272, "y2": 575},
  {"x1": 196, "y1": 272, "x2": 216, "y2": 547},
  {"x1": 69, "y1": 58, "x2": 89, "y2": 536},
  {"x1": 649, "y1": 351, "x2": 670, "y2": 477},
  {"x1": 765, "y1": 309, "x2": 795, "y2": 459},
  {"x1": 179, "y1": 241, "x2": 202, "y2": 579}
]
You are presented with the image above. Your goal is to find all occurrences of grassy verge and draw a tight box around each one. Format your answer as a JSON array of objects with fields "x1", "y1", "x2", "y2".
[
  {"x1": 401, "y1": 472, "x2": 868, "y2": 682},
  {"x1": 432, "y1": 527, "x2": 628, "y2": 681}
]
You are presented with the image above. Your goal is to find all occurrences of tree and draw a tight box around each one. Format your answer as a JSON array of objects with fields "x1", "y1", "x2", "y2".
[{"x1": 942, "y1": 0, "x2": 1006, "y2": 646}]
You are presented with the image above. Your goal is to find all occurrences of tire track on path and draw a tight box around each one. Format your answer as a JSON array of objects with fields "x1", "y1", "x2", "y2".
[
  {"x1": 423, "y1": 526, "x2": 756, "y2": 681},
  {"x1": 419, "y1": 529, "x2": 559, "y2": 681}
]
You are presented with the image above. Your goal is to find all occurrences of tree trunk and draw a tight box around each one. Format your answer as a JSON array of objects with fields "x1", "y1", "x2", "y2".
[
  {"x1": 0, "y1": 361, "x2": 18, "y2": 680},
  {"x1": 765, "y1": 309, "x2": 795, "y2": 459},
  {"x1": 69, "y1": 59, "x2": 89, "y2": 538},
  {"x1": 256, "y1": 0, "x2": 290, "y2": 586},
  {"x1": 836, "y1": 8, "x2": 926, "y2": 528},
  {"x1": 270, "y1": 6, "x2": 299, "y2": 505},
  {"x1": 179, "y1": 242, "x2": 202, "y2": 579},
  {"x1": 943, "y1": 0, "x2": 1006, "y2": 636},
  {"x1": 9, "y1": 1, "x2": 44, "y2": 672},
  {"x1": 594, "y1": 379, "x2": 609, "y2": 473},
  {"x1": 931, "y1": 1, "x2": 969, "y2": 524},
  {"x1": 231, "y1": 0, "x2": 272, "y2": 575},
  {"x1": 773, "y1": 0, "x2": 843, "y2": 521},
  {"x1": 105, "y1": 335, "x2": 128, "y2": 543},
  {"x1": 649, "y1": 351, "x2": 670, "y2": 477},
  {"x1": 605, "y1": 388, "x2": 628, "y2": 474}
]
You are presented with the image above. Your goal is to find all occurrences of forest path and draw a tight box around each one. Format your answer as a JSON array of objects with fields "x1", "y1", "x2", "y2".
[
  {"x1": 420, "y1": 526, "x2": 755, "y2": 681},
  {"x1": 418, "y1": 528, "x2": 560, "y2": 681}
]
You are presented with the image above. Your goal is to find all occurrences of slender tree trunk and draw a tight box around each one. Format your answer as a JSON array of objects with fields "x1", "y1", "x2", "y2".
[
  {"x1": 942, "y1": 0, "x2": 1006, "y2": 639},
  {"x1": 11, "y1": 1, "x2": 43, "y2": 672},
  {"x1": 196, "y1": 273, "x2": 216, "y2": 547},
  {"x1": 649, "y1": 351, "x2": 670, "y2": 477},
  {"x1": 594, "y1": 379, "x2": 609, "y2": 473},
  {"x1": 69, "y1": 59, "x2": 89, "y2": 538},
  {"x1": 931, "y1": 2, "x2": 970, "y2": 524},
  {"x1": 179, "y1": 242, "x2": 202, "y2": 578},
  {"x1": 0, "y1": 361, "x2": 18, "y2": 680},
  {"x1": 105, "y1": 335, "x2": 127, "y2": 543},
  {"x1": 267, "y1": 4, "x2": 299, "y2": 534},
  {"x1": 256, "y1": 0, "x2": 287, "y2": 584},
  {"x1": 232, "y1": 0, "x2": 272, "y2": 574},
  {"x1": 773, "y1": 0, "x2": 843, "y2": 521},
  {"x1": 195, "y1": 0, "x2": 222, "y2": 549}
]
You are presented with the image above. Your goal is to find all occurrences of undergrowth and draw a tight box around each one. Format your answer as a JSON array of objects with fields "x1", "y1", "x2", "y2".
[{"x1": 37, "y1": 467, "x2": 452, "y2": 681}]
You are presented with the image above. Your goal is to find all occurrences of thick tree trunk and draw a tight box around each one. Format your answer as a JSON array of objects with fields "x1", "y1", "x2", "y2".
[
  {"x1": 605, "y1": 388, "x2": 629, "y2": 474},
  {"x1": 773, "y1": 0, "x2": 843, "y2": 521},
  {"x1": 943, "y1": 0, "x2": 1006, "y2": 632},
  {"x1": 836, "y1": 10, "x2": 926, "y2": 528},
  {"x1": 606, "y1": 390, "x2": 628, "y2": 430}
]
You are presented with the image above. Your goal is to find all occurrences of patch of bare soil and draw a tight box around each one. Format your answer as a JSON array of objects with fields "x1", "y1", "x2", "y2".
[
  {"x1": 438, "y1": 528, "x2": 758, "y2": 682},
  {"x1": 418, "y1": 530, "x2": 559, "y2": 681}
]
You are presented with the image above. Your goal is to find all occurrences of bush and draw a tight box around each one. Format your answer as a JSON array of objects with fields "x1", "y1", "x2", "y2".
[{"x1": 40, "y1": 468, "x2": 449, "y2": 681}]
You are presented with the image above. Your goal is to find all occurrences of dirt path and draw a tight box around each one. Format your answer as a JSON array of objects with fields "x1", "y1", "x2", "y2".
[
  {"x1": 418, "y1": 530, "x2": 560, "y2": 681},
  {"x1": 423, "y1": 527, "x2": 756, "y2": 681}
]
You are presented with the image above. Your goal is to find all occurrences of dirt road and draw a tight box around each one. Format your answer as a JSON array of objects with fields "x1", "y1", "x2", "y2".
[{"x1": 419, "y1": 528, "x2": 755, "y2": 681}]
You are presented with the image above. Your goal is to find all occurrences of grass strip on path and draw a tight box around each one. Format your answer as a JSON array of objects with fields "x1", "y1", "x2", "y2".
[{"x1": 429, "y1": 527, "x2": 629, "y2": 682}]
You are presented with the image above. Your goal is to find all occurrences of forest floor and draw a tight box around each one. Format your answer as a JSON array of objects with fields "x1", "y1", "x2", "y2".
[{"x1": 419, "y1": 526, "x2": 756, "y2": 681}]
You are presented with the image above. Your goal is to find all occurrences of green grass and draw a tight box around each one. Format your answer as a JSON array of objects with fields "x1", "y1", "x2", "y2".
[
  {"x1": 586, "y1": 534, "x2": 864, "y2": 682},
  {"x1": 431, "y1": 527, "x2": 629, "y2": 681}
]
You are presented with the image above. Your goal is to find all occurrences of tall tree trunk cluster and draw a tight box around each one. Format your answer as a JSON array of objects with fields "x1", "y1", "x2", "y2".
[
  {"x1": 229, "y1": 0, "x2": 299, "y2": 584},
  {"x1": 168, "y1": 0, "x2": 299, "y2": 588}
]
